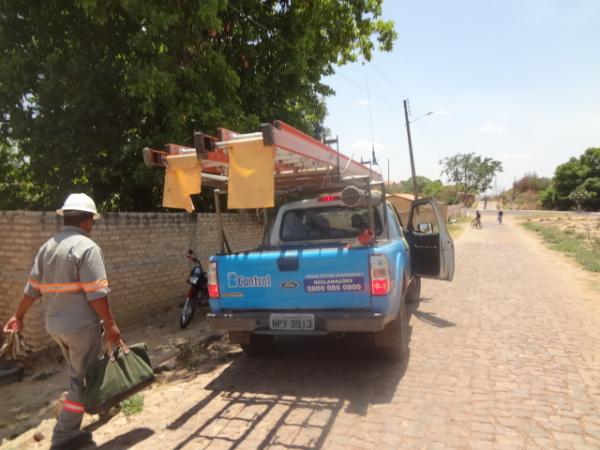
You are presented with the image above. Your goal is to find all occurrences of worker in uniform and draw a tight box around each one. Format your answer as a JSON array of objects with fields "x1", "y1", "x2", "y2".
[{"x1": 3, "y1": 193, "x2": 123, "y2": 449}]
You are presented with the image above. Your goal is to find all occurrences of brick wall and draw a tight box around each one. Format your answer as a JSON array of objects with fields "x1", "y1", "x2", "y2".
[{"x1": 0, "y1": 211, "x2": 264, "y2": 352}]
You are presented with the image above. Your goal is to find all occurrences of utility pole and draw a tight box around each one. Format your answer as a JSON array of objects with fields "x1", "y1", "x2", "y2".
[
  {"x1": 387, "y1": 157, "x2": 390, "y2": 189},
  {"x1": 403, "y1": 99, "x2": 418, "y2": 200}
]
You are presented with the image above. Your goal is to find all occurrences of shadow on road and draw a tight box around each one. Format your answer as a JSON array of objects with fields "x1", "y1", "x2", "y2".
[
  {"x1": 167, "y1": 327, "x2": 413, "y2": 449},
  {"x1": 412, "y1": 310, "x2": 455, "y2": 328},
  {"x1": 93, "y1": 427, "x2": 154, "y2": 449},
  {"x1": 408, "y1": 297, "x2": 455, "y2": 328}
]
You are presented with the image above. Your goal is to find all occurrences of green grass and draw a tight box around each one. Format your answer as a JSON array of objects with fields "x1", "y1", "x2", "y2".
[
  {"x1": 119, "y1": 394, "x2": 144, "y2": 416},
  {"x1": 522, "y1": 220, "x2": 600, "y2": 272}
]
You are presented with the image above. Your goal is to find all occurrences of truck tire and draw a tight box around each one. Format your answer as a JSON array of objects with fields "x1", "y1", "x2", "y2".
[
  {"x1": 406, "y1": 277, "x2": 421, "y2": 304},
  {"x1": 374, "y1": 284, "x2": 409, "y2": 361},
  {"x1": 380, "y1": 299, "x2": 408, "y2": 361},
  {"x1": 241, "y1": 334, "x2": 274, "y2": 357}
]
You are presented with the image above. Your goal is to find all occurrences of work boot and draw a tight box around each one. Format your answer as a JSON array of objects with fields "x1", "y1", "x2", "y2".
[{"x1": 50, "y1": 431, "x2": 94, "y2": 449}]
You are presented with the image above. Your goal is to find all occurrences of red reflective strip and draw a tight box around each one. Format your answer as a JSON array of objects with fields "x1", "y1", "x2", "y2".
[
  {"x1": 63, "y1": 400, "x2": 84, "y2": 414},
  {"x1": 63, "y1": 404, "x2": 84, "y2": 414},
  {"x1": 65, "y1": 399, "x2": 84, "y2": 407}
]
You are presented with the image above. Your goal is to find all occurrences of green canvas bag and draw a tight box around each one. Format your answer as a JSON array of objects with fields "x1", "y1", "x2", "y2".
[{"x1": 83, "y1": 342, "x2": 155, "y2": 414}]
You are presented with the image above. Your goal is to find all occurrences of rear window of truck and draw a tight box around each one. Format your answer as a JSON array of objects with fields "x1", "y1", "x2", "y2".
[{"x1": 280, "y1": 206, "x2": 383, "y2": 241}]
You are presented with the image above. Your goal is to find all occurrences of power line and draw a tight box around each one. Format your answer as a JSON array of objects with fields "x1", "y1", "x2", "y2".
[{"x1": 368, "y1": 61, "x2": 405, "y2": 103}]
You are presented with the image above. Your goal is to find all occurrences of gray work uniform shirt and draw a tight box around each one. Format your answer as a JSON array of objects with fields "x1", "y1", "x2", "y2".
[{"x1": 24, "y1": 226, "x2": 110, "y2": 334}]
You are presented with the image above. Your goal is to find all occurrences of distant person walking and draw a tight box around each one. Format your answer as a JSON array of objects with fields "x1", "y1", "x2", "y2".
[
  {"x1": 497, "y1": 209, "x2": 504, "y2": 224},
  {"x1": 472, "y1": 210, "x2": 482, "y2": 229}
]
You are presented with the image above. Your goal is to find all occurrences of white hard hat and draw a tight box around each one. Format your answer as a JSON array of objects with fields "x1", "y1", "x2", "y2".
[{"x1": 56, "y1": 193, "x2": 101, "y2": 220}]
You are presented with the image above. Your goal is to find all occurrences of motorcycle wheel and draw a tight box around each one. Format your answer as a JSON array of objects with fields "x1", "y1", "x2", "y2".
[{"x1": 179, "y1": 295, "x2": 197, "y2": 329}]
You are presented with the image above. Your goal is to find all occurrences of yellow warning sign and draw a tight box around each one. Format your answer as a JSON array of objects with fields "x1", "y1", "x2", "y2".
[{"x1": 162, "y1": 154, "x2": 201, "y2": 212}]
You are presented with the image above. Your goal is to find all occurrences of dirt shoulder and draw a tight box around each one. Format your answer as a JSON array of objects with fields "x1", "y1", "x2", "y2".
[{"x1": 514, "y1": 216, "x2": 600, "y2": 298}]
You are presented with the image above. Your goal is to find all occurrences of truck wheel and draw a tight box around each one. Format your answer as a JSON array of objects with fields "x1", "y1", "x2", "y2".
[
  {"x1": 382, "y1": 299, "x2": 408, "y2": 361},
  {"x1": 406, "y1": 277, "x2": 421, "y2": 304},
  {"x1": 241, "y1": 334, "x2": 274, "y2": 357},
  {"x1": 375, "y1": 290, "x2": 409, "y2": 361}
]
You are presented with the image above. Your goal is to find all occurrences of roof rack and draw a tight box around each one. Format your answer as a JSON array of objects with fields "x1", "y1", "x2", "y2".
[{"x1": 143, "y1": 120, "x2": 382, "y2": 193}]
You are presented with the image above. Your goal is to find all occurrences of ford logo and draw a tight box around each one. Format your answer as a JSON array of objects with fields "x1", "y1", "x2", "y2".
[{"x1": 281, "y1": 280, "x2": 299, "y2": 289}]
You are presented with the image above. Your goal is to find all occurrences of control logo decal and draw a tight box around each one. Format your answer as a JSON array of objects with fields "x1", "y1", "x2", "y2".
[
  {"x1": 227, "y1": 272, "x2": 272, "y2": 288},
  {"x1": 280, "y1": 280, "x2": 299, "y2": 289}
]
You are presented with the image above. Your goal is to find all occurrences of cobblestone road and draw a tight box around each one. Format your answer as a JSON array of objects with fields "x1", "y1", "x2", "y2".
[{"x1": 12, "y1": 217, "x2": 600, "y2": 449}]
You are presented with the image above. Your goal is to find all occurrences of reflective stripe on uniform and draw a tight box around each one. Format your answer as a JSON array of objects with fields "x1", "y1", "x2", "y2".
[
  {"x1": 63, "y1": 399, "x2": 85, "y2": 414},
  {"x1": 38, "y1": 279, "x2": 109, "y2": 295},
  {"x1": 82, "y1": 279, "x2": 109, "y2": 293}
]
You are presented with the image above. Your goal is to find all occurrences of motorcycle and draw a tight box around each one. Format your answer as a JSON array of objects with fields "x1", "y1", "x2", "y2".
[{"x1": 179, "y1": 249, "x2": 209, "y2": 329}]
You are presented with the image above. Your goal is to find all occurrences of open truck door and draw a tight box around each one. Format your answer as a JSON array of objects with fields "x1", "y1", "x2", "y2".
[{"x1": 407, "y1": 198, "x2": 455, "y2": 281}]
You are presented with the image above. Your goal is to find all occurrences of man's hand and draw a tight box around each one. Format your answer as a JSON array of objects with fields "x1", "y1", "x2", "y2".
[
  {"x1": 4, "y1": 295, "x2": 37, "y2": 333},
  {"x1": 104, "y1": 321, "x2": 121, "y2": 343},
  {"x1": 3, "y1": 316, "x2": 23, "y2": 333}
]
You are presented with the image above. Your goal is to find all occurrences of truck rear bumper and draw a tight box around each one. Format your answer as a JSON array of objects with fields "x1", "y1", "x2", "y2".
[{"x1": 207, "y1": 311, "x2": 387, "y2": 333}]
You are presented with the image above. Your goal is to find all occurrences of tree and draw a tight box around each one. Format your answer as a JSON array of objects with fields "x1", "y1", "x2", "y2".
[
  {"x1": 548, "y1": 147, "x2": 600, "y2": 211},
  {"x1": 422, "y1": 179, "x2": 444, "y2": 197},
  {"x1": 0, "y1": 1, "x2": 396, "y2": 211},
  {"x1": 436, "y1": 184, "x2": 461, "y2": 205},
  {"x1": 0, "y1": 143, "x2": 40, "y2": 209},
  {"x1": 539, "y1": 186, "x2": 558, "y2": 210},
  {"x1": 388, "y1": 176, "x2": 444, "y2": 199},
  {"x1": 514, "y1": 172, "x2": 551, "y2": 193},
  {"x1": 439, "y1": 153, "x2": 503, "y2": 203},
  {"x1": 553, "y1": 158, "x2": 589, "y2": 202},
  {"x1": 392, "y1": 176, "x2": 432, "y2": 195}
]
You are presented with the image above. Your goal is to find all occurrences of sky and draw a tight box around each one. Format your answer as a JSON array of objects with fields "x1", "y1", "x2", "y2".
[{"x1": 323, "y1": 0, "x2": 600, "y2": 192}]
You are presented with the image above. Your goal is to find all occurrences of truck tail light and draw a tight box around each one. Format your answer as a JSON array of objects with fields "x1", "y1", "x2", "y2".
[
  {"x1": 318, "y1": 195, "x2": 340, "y2": 202},
  {"x1": 208, "y1": 261, "x2": 219, "y2": 298},
  {"x1": 370, "y1": 254, "x2": 390, "y2": 296}
]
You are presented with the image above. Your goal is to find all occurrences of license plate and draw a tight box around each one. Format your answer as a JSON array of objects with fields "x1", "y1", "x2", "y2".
[
  {"x1": 188, "y1": 276, "x2": 198, "y2": 284},
  {"x1": 270, "y1": 314, "x2": 315, "y2": 331}
]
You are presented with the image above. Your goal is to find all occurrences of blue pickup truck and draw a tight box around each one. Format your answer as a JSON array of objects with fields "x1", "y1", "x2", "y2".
[{"x1": 206, "y1": 185, "x2": 454, "y2": 359}]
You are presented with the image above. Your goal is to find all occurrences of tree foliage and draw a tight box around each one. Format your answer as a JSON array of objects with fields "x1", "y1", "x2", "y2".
[
  {"x1": 389, "y1": 176, "x2": 430, "y2": 195},
  {"x1": 499, "y1": 172, "x2": 551, "y2": 210},
  {"x1": 541, "y1": 148, "x2": 600, "y2": 211},
  {"x1": 514, "y1": 172, "x2": 551, "y2": 194},
  {"x1": 439, "y1": 152, "x2": 503, "y2": 202},
  {"x1": 0, "y1": 0, "x2": 396, "y2": 211},
  {"x1": 388, "y1": 176, "x2": 444, "y2": 198},
  {"x1": 0, "y1": 142, "x2": 38, "y2": 209}
]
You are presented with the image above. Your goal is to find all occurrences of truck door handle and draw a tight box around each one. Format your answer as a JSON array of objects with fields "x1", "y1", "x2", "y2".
[
  {"x1": 277, "y1": 256, "x2": 299, "y2": 271},
  {"x1": 415, "y1": 244, "x2": 436, "y2": 249}
]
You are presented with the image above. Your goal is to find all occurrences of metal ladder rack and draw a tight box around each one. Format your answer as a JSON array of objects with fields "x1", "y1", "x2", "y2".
[{"x1": 143, "y1": 120, "x2": 382, "y2": 194}]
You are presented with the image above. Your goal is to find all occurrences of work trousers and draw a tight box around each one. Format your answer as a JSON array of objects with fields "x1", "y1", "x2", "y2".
[{"x1": 49, "y1": 323, "x2": 102, "y2": 447}]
